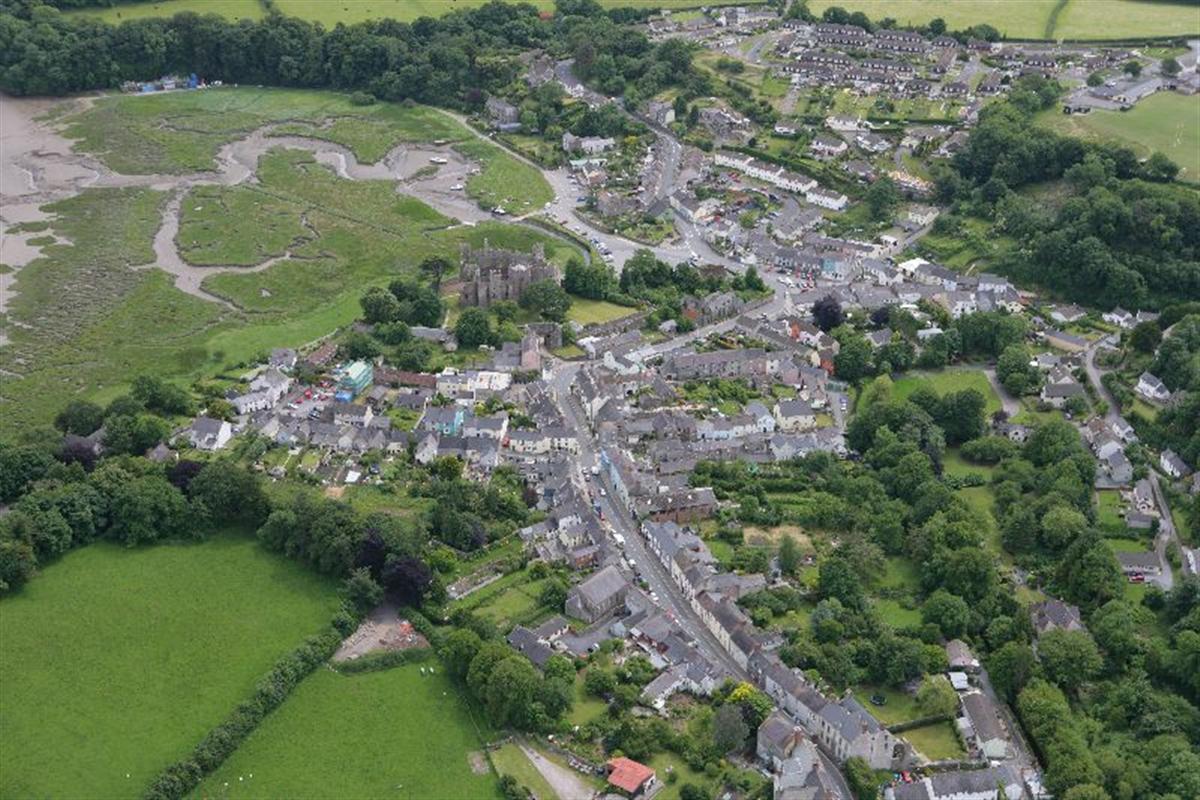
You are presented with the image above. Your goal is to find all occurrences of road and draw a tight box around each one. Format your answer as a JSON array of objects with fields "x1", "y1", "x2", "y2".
[
  {"x1": 1081, "y1": 333, "x2": 1178, "y2": 588},
  {"x1": 982, "y1": 367, "x2": 1021, "y2": 419}
]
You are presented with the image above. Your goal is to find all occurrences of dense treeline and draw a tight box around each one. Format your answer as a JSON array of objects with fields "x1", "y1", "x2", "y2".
[
  {"x1": 0, "y1": 0, "x2": 694, "y2": 103},
  {"x1": 934, "y1": 75, "x2": 1200, "y2": 310}
]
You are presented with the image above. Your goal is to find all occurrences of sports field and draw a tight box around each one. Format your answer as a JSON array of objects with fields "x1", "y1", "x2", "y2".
[
  {"x1": 70, "y1": 0, "x2": 724, "y2": 25},
  {"x1": 0, "y1": 533, "x2": 338, "y2": 799},
  {"x1": 1037, "y1": 92, "x2": 1200, "y2": 182},
  {"x1": 195, "y1": 664, "x2": 500, "y2": 798},
  {"x1": 807, "y1": 0, "x2": 1197, "y2": 39}
]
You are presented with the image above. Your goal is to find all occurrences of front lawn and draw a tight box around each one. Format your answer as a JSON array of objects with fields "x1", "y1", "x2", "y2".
[{"x1": 0, "y1": 533, "x2": 339, "y2": 799}]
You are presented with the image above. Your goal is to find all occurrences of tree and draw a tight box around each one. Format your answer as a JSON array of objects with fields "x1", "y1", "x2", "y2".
[
  {"x1": 818, "y1": 556, "x2": 865, "y2": 610},
  {"x1": 539, "y1": 577, "x2": 568, "y2": 609},
  {"x1": 921, "y1": 590, "x2": 971, "y2": 639},
  {"x1": 1039, "y1": 505, "x2": 1088, "y2": 551},
  {"x1": 1037, "y1": 628, "x2": 1102, "y2": 693},
  {"x1": 54, "y1": 400, "x2": 105, "y2": 436},
  {"x1": 107, "y1": 475, "x2": 190, "y2": 546},
  {"x1": 584, "y1": 668, "x2": 617, "y2": 697},
  {"x1": 519, "y1": 280, "x2": 572, "y2": 322},
  {"x1": 936, "y1": 389, "x2": 986, "y2": 445},
  {"x1": 1132, "y1": 322, "x2": 1164, "y2": 355},
  {"x1": 916, "y1": 674, "x2": 959, "y2": 717},
  {"x1": 455, "y1": 307, "x2": 494, "y2": 349},
  {"x1": 0, "y1": 535, "x2": 37, "y2": 593},
  {"x1": 380, "y1": 556, "x2": 433, "y2": 605},
  {"x1": 833, "y1": 336, "x2": 874, "y2": 384},
  {"x1": 1122, "y1": 60, "x2": 1142, "y2": 77},
  {"x1": 987, "y1": 641, "x2": 1036, "y2": 702},
  {"x1": 342, "y1": 567, "x2": 383, "y2": 614},
  {"x1": 341, "y1": 331, "x2": 381, "y2": 361},
  {"x1": 997, "y1": 344, "x2": 1040, "y2": 396},
  {"x1": 1061, "y1": 787, "x2": 1111, "y2": 800},
  {"x1": 420, "y1": 256, "x2": 451, "y2": 290},
  {"x1": 1086, "y1": 71, "x2": 1104, "y2": 87},
  {"x1": 188, "y1": 460, "x2": 267, "y2": 527},
  {"x1": 1161, "y1": 57, "x2": 1182, "y2": 76},
  {"x1": 844, "y1": 757, "x2": 878, "y2": 800},
  {"x1": 0, "y1": 445, "x2": 56, "y2": 503},
  {"x1": 1056, "y1": 531, "x2": 1123, "y2": 610},
  {"x1": 778, "y1": 534, "x2": 800, "y2": 577},
  {"x1": 102, "y1": 414, "x2": 170, "y2": 456},
  {"x1": 865, "y1": 176, "x2": 900, "y2": 222},
  {"x1": 360, "y1": 287, "x2": 401, "y2": 324},
  {"x1": 811, "y1": 295, "x2": 843, "y2": 331},
  {"x1": 712, "y1": 703, "x2": 749, "y2": 754},
  {"x1": 1143, "y1": 151, "x2": 1180, "y2": 183},
  {"x1": 485, "y1": 656, "x2": 540, "y2": 728},
  {"x1": 441, "y1": 628, "x2": 484, "y2": 681}
]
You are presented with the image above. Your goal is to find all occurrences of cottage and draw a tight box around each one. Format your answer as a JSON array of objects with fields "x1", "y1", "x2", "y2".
[
  {"x1": 1031, "y1": 597, "x2": 1085, "y2": 635},
  {"x1": 945, "y1": 639, "x2": 979, "y2": 672},
  {"x1": 774, "y1": 399, "x2": 816, "y2": 433},
  {"x1": 1040, "y1": 380, "x2": 1085, "y2": 409},
  {"x1": 1117, "y1": 550, "x2": 1161, "y2": 576},
  {"x1": 886, "y1": 766, "x2": 1025, "y2": 800},
  {"x1": 757, "y1": 710, "x2": 804, "y2": 771},
  {"x1": 606, "y1": 757, "x2": 656, "y2": 797},
  {"x1": 1161, "y1": 449, "x2": 1191, "y2": 479},
  {"x1": 1045, "y1": 329, "x2": 1088, "y2": 353},
  {"x1": 188, "y1": 416, "x2": 232, "y2": 451},
  {"x1": 1136, "y1": 372, "x2": 1171, "y2": 403}
]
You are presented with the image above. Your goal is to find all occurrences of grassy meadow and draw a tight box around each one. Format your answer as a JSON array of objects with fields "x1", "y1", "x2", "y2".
[
  {"x1": 1037, "y1": 92, "x2": 1200, "y2": 182},
  {"x1": 195, "y1": 664, "x2": 500, "y2": 799},
  {"x1": 807, "y1": 0, "x2": 1197, "y2": 39},
  {"x1": 0, "y1": 533, "x2": 338, "y2": 799},
  {"x1": 69, "y1": 0, "x2": 723, "y2": 25}
]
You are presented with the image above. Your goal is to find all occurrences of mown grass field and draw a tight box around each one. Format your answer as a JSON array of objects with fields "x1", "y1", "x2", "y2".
[
  {"x1": 566, "y1": 297, "x2": 640, "y2": 326},
  {"x1": 71, "y1": 0, "x2": 722, "y2": 25},
  {"x1": 196, "y1": 664, "x2": 500, "y2": 799},
  {"x1": 807, "y1": 0, "x2": 1197, "y2": 39},
  {"x1": 0, "y1": 533, "x2": 338, "y2": 799},
  {"x1": 1036, "y1": 93, "x2": 1200, "y2": 183},
  {"x1": 903, "y1": 721, "x2": 967, "y2": 761}
]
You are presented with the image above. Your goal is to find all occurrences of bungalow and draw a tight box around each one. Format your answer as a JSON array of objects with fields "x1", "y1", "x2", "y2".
[
  {"x1": 1040, "y1": 380, "x2": 1085, "y2": 409},
  {"x1": 1049, "y1": 304, "x2": 1086, "y2": 324},
  {"x1": 606, "y1": 757, "x2": 656, "y2": 798},
  {"x1": 1161, "y1": 449, "x2": 1191, "y2": 479},
  {"x1": 1136, "y1": 372, "x2": 1171, "y2": 403},
  {"x1": 1045, "y1": 329, "x2": 1088, "y2": 353},
  {"x1": 1117, "y1": 550, "x2": 1161, "y2": 577}
]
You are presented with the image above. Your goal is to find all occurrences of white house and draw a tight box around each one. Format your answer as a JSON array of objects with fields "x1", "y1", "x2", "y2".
[
  {"x1": 1161, "y1": 449, "x2": 1191, "y2": 479},
  {"x1": 1136, "y1": 371, "x2": 1171, "y2": 403},
  {"x1": 774, "y1": 399, "x2": 816, "y2": 432},
  {"x1": 189, "y1": 416, "x2": 232, "y2": 451}
]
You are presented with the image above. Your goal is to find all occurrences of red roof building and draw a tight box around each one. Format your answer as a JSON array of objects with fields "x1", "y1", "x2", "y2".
[{"x1": 606, "y1": 757, "x2": 656, "y2": 796}]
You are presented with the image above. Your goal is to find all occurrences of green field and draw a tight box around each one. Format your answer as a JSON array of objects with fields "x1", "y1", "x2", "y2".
[
  {"x1": 70, "y1": 0, "x2": 721, "y2": 25},
  {"x1": 566, "y1": 297, "x2": 640, "y2": 326},
  {"x1": 196, "y1": 664, "x2": 499, "y2": 798},
  {"x1": 892, "y1": 369, "x2": 1002, "y2": 416},
  {"x1": 491, "y1": 742, "x2": 559, "y2": 800},
  {"x1": 902, "y1": 721, "x2": 967, "y2": 761},
  {"x1": 1037, "y1": 93, "x2": 1200, "y2": 182},
  {"x1": 0, "y1": 534, "x2": 338, "y2": 799},
  {"x1": 807, "y1": 0, "x2": 1197, "y2": 39}
]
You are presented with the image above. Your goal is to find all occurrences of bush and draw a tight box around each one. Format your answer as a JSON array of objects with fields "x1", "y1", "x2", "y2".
[{"x1": 349, "y1": 91, "x2": 376, "y2": 106}]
